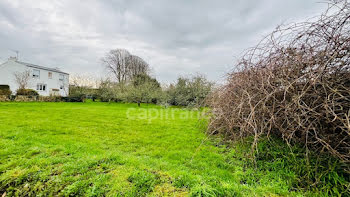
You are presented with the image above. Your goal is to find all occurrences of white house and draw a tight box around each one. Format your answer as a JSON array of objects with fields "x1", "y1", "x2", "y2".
[{"x1": 0, "y1": 57, "x2": 69, "y2": 96}]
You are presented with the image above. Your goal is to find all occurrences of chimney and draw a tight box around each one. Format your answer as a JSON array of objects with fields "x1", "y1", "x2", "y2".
[{"x1": 8, "y1": 56, "x2": 18, "y2": 61}]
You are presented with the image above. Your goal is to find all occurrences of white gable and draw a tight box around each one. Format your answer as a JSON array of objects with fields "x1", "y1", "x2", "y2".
[{"x1": 0, "y1": 58, "x2": 69, "y2": 96}]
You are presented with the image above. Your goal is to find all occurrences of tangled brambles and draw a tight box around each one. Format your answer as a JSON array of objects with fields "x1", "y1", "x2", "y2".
[{"x1": 208, "y1": 0, "x2": 350, "y2": 174}]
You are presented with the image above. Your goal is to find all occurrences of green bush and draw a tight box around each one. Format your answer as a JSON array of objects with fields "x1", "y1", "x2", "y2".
[
  {"x1": 166, "y1": 75, "x2": 213, "y2": 107},
  {"x1": 0, "y1": 85, "x2": 11, "y2": 96},
  {"x1": 0, "y1": 89, "x2": 11, "y2": 96},
  {"x1": 69, "y1": 85, "x2": 98, "y2": 100},
  {"x1": 61, "y1": 96, "x2": 84, "y2": 102},
  {"x1": 16, "y1": 89, "x2": 39, "y2": 96},
  {"x1": 0, "y1": 85, "x2": 10, "y2": 90}
]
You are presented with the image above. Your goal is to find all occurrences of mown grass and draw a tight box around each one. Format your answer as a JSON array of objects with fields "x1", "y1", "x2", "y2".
[{"x1": 0, "y1": 102, "x2": 324, "y2": 196}]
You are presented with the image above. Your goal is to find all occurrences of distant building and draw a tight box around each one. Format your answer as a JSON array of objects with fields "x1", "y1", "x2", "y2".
[{"x1": 0, "y1": 57, "x2": 69, "y2": 96}]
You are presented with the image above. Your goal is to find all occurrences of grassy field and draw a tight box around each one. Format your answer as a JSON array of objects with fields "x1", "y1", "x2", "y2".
[{"x1": 0, "y1": 102, "x2": 309, "y2": 196}]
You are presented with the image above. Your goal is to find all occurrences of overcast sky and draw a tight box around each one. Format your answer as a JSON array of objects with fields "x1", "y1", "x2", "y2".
[{"x1": 0, "y1": 0, "x2": 327, "y2": 83}]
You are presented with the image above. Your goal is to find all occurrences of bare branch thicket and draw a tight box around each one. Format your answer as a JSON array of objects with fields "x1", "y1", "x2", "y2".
[
  {"x1": 102, "y1": 49, "x2": 149, "y2": 83},
  {"x1": 208, "y1": 1, "x2": 350, "y2": 171},
  {"x1": 69, "y1": 74, "x2": 100, "y2": 88},
  {"x1": 13, "y1": 70, "x2": 31, "y2": 90}
]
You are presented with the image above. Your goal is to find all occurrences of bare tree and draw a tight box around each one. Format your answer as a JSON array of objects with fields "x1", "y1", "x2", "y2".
[
  {"x1": 102, "y1": 49, "x2": 149, "y2": 83},
  {"x1": 102, "y1": 49, "x2": 131, "y2": 83},
  {"x1": 13, "y1": 70, "x2": 31, "y2": 90},
  {"x1": 127, "y1": 55, "x2": 150, "y2": 79}
]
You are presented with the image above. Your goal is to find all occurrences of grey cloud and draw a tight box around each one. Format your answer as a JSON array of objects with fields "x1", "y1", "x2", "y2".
[{"x1": 0, "y1": 0, "x2": 327, "y2": 83}]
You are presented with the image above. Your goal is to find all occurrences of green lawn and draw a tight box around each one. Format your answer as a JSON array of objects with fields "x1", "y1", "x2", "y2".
[{"x1": 0, "y1": 102, "x2": 305, "y2": 196}]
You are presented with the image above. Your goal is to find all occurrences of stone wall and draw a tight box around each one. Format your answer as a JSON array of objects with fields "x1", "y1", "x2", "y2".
[
  {"x1": 0, "y1": 96, "x2": 82, "y2": 102},
  {"x1": 14, "y1": 95, "x2": 38, "y2": 102},
  {"x1": 0, "y1": 95, "x2": 65, "y2": 102},
  {"x1": 0, "y1": 95, "x2": 10, "y2": 102}
]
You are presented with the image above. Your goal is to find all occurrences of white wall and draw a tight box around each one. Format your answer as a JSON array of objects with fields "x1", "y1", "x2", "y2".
[
  {"x1": 0, "y1": 59, "x2": 69, "y2": 96},
  {"x1": 30, "y1": 67, "x2": 69, "y2": 97},
  {"x1": 0, "y1": 59, "x2": 27, "y2": 94}
]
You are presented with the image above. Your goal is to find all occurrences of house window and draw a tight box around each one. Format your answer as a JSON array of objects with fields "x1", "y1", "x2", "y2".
[
  {"x1": 33, "y1": 70, "x2": 40, "y2": 78},
  {"x1": 48, "y1": 72, "x2": 52, "y2": 79},
  {"x1": 59, "y1": 74, "x2": 64, "y2": 81},
  {"x1": 36, "y1": 84, "x2": 47, "y2": 91}
]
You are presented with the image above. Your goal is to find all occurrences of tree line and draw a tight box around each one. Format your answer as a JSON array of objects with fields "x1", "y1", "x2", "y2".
[{"x1": 70, "y1": 49, "x2": 214, "y2": 107}]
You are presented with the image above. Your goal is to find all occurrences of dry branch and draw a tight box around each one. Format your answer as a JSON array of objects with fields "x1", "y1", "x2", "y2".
[{"x1": 208, "y1": 0, "x2": 350, "y2": 172}]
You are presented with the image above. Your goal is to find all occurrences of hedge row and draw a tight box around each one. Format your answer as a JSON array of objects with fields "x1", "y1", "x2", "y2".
[
  {"x1": 0, "y1": 85, "x2": 11, "y2": 96},
  {"x1": 0, "y1": 95, "x2": 84, "y2": 102}
]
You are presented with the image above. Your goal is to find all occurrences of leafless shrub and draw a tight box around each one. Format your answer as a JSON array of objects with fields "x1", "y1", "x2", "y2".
[
  {"x1": 13, "y1": 70, "x2": 31, "y2": 90},
  {"x1": 208, "y1": 1, "x2": 350, "y2": 171}
]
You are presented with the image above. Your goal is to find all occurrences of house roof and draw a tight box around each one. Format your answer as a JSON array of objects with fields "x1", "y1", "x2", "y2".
[{"x1": 15, "y1": 61, "x2": 69, "y2": 75}]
